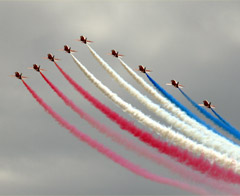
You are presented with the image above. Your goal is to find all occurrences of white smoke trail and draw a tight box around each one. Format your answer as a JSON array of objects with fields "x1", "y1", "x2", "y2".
[
  {"x1": 41, "y1": 70, "x2": 209, "y2": 187},
  {"x1": 86, "y1": 45, "x2": 240, "y2": 161},
  {"x1": 118, "y1": 59, "x2": 201, "y2": 123},
  {"x1": 70, "y1": 53, "x2": 240, "y2": 173},
  {"x1": 42, "y1": 70, "x2": 211, "y2": 189},
  {"x1": 118, "y1": 59, "x2": 240, "y2": 156}
]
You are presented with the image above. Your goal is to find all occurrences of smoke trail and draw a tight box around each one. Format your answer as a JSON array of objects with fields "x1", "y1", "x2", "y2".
[
  {"x1": 144, "y1": 72, "x2": 210, "y2": 127},
  {"x1": 210, "y1": 107, "x2": 238, "y2": 135},
  {"x1": 210, "y1": 108, "x2": 231, "y2": 126},
  {"x1": 40, "y1": 70, "x2": 196, "y2": 182},
  {"x1": 21, "y1": 80, "x2": 208, "y2": 195},
  {"x1": 118, "y1": 59, "x2": 205, "y2": 126},
  {"x1": 145, "y1": 72, "x2": 239, "y2": 139},
  {"x1": 54, "y1": 61, "x2": 240, "y2": 183},
  {"x1": 178, "y1": 88, "x2": 240, "y2": 141},
  {"x1": 118, "y1": 59, "x2": 240, "y2": 157},
  {"x1": 39, "y1": 71, "x2": 235, "y2": 193},
  {"x1": 86, "y1": 45, "x2": 240, "y2": 160},
  {"x1": 70, "y1": 53, "x2": 240, "y2": 177}
]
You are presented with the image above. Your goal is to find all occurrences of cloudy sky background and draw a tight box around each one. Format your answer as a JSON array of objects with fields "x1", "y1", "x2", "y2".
[{"x1": 2, "y1": 0, "x2": 240, "y2": 195}]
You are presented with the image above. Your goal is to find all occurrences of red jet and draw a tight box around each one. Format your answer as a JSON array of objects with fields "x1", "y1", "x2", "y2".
[
  {"x1": 59, "y1": 45, "x2": 77, "y2": 53},
  {"x1": 136, "y1": 65, "x2": 151, "y2": 73},
  {"x1": 9, "y1": 72, "x2": 27, "y2": 80},
  {"x1": 28, "y1": 64, "x2": 46, "y2": 72},
  {"x1": 76, "y1": 36, "x2": 93, "y2": 44},
  {"x1": 43, "y1": 53, "x2": 60, "y2": 62},
  {"x1": 199, "y1": 100, "x2": 215, "y2": 109},
  {"x1": 107, "y1": 50, "x2": 124, "y2": 58},
  {"x1": 166, "y1": 80, "x2": 184, "y2": 88}
]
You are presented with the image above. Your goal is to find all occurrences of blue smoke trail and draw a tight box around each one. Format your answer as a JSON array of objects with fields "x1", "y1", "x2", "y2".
[
  {"x1": 145, "y1": 73, "x2": 214, "y2": 130},
  {"x1": 178, "y1": 88, "x2": 240, "y2": 141},
  {"x1": 210, "y1": 108, "x2": 234, "y2": 128},
  {"x1": 145, "y1": 73, "x2": 240, "y2": 143}
]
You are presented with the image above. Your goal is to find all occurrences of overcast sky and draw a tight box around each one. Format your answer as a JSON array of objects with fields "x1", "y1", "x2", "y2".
[{"x1": 2, "y1": 1, "x2": 240, "y2": 195}]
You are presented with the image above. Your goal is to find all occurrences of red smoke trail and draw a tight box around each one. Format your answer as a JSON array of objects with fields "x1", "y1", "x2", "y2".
[
  {"x1": 137, "y1": 145, "x2": 240, "y2": 195},
  {"x1": 39, "y1": 71, "x2": 230, "y2": 193},
  {"x1": 21, "y1": 79, "x2": 207, "y2": 195},
  {"x1": 40, "y1": 71, "x2": 93, "y2": 122},
  {"x1": 53, "y1": 62, "x2": 240, "y2": 184}
]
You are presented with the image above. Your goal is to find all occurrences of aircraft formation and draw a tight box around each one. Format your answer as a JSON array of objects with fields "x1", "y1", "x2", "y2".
[
  {"x1": 10, "y1": 35, "x2": 240, "y2": 195},
  {"x1": 11, "y1": 36, "x2": 217, "y2": 110}
]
